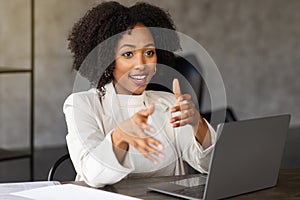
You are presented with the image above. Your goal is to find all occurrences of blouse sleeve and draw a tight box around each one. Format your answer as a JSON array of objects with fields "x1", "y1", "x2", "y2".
[
  {"x1": 63, "y1": 93, "x2": 134, "y2": 187},
  {"x1": 176, "y1": 119, "x2": 217, "y2": 174}
]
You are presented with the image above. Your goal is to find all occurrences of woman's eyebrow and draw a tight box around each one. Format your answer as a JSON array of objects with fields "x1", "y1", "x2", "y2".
[
  {"x1": 119, "y1": 44, "x2": 136, "y2": 50},
  {"x1": 119, "y1": 43, "x2": 155, "y2": 50},
  {"x1": 144, "y1": 43, "x2": 155, "y2": 48}
]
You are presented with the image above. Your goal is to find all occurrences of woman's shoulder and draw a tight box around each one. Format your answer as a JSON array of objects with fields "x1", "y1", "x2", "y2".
[{"x1": 64, "y1": 88, "x2": 98, "y2": 106}]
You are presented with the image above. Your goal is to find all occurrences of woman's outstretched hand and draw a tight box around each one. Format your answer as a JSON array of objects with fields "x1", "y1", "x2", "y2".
[{"x1": 112, "y1": 103, "x2": 165, "y2": 164}]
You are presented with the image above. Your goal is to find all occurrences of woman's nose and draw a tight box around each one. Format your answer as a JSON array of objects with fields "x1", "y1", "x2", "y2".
[{"x1": 134, "y1": 53, "x2": 146, "y2": 70}]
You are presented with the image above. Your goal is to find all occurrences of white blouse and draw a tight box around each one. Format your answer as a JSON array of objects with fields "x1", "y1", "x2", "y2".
[{"x1": 64, "y1": 82, "x2": 216, "y2": 187}]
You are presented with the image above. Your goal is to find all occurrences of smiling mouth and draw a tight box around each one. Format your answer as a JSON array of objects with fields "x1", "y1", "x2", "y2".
[{"x1": 129, "y1": 74, "x2": 148, "y2": 85}]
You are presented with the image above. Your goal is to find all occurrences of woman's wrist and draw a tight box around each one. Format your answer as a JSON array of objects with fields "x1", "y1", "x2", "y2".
[
  {"x1": 111, "y1": 127, "x2": 129, "y2": 165},
  {"x1": 112, "y1": 127, "x2": 129, "y2": 151}
]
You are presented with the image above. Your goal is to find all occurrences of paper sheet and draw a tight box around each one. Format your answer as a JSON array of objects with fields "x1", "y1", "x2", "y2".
[
  {"x1": 12, "y1": 184, "x2": 142, "y2": 200},
  {"x1": 0, "y1": 181, "x2": 59, "y2": 200}
]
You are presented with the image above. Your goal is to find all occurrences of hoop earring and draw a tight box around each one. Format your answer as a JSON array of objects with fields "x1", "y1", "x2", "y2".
[{"x1": 153, "y1": 67, "x2": 157, "y2": 75}]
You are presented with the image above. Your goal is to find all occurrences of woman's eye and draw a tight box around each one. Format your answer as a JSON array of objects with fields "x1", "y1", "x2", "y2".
[
  {"x1": 122, "y1": 52, "x2": 133, "y2": 57},
  {"x1": 145, "y1": 50, "x2": 155, "y2": 56}
]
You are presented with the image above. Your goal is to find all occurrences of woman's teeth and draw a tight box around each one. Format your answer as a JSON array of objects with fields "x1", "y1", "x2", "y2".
[
  {"x1": 129, "y1": 74, "x2": 148, "y2": 85},
  {"x1": 130, "y1": 75, "x2": 146, "y2": 80}
]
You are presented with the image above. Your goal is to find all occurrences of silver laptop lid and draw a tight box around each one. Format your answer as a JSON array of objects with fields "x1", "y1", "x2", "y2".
[{"x1": 204, "y1": 114, "x2": 290, "y2": 200}]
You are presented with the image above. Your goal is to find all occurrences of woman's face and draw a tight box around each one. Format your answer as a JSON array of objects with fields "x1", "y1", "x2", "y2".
[{"x1": 113, "y1": 23, "x2": 157, "y2": 95}]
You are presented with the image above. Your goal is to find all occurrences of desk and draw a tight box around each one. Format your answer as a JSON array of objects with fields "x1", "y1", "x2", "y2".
[{"x1": 70, "y1": 169, "x2": 300, "y2": 200}]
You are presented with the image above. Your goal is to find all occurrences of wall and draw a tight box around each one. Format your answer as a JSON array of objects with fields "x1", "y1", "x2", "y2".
[{"x1": 0, "y1": 0, "x2": 299, "y2": 148}]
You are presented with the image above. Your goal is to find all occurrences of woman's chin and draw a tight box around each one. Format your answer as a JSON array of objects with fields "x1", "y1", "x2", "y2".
[{"x1": 131, "y1": 85, "x2": 147, "y2": 95}]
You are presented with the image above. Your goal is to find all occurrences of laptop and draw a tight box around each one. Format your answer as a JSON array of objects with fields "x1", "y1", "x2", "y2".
[{"x1": 148, "y1": 114, "x2": 291, "y2": 200}]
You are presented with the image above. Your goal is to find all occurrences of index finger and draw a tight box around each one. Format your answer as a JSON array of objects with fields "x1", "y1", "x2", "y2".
[
  {"x1": 172, "y1": 78, "x2": 182, "y2": 99},
  {"x1": 139, "y1": 103, "x2": 155, "y2": 117}
]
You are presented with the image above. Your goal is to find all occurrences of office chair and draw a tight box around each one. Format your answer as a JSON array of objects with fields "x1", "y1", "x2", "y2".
[{"x1": 147, "y1": 54, "x2": 237, "y2": 126}]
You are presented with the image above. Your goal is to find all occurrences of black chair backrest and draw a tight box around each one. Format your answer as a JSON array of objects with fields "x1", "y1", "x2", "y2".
[
  {"x1": 47, "y1": 153, "x2": 75, "y2": 181},
  {"x1": 173, "y1": 54, "x2": 204, "y2": 108},
  {"x1": 147, "y1": 54, "x2": 204, "y2": 110}
]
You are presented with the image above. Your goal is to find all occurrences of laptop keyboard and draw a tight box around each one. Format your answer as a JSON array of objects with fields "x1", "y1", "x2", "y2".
[
  {"x1": 171, "y1": 176, "x2": 207, "y2": 187},
  {"x1": 173, "y1": 185, "x2": 205, "y2": 199}
]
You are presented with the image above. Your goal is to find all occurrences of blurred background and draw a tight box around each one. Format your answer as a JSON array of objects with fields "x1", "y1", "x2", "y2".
[{"x1": 0, "y1": 0, "x2": 299, "y2": 182}]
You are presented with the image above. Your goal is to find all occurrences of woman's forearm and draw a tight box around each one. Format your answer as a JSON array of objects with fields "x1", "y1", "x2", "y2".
[{"x1": 193, "y1": 117, "x2": 212, "y2": 149}]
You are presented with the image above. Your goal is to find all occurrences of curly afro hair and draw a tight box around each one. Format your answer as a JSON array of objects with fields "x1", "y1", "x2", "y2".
[{"x1": 68, "y1": 1, "x2": 181, "y2": 97}]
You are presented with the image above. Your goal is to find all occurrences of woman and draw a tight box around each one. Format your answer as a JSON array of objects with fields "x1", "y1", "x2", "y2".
[{"x1": 64, "y1": 1, "x2": 216, "y2": 187}]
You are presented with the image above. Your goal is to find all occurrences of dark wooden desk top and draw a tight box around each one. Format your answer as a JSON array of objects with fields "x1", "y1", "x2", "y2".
[{"x1": 70, "y1": 169, "x2": 300, "y2": 200}]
